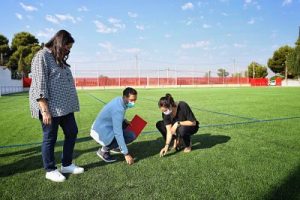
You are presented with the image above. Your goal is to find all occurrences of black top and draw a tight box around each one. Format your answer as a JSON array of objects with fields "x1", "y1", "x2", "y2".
[{"x1": 162, "y1": 101, "x2": 197, "y2": 126}]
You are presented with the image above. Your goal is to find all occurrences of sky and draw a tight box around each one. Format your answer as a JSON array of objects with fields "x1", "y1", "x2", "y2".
[{"x1": 0, "y1": 0, "x2": 300, "y2": 76}]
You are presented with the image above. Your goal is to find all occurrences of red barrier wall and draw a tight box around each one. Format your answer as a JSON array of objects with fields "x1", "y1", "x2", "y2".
[
  {"x1": 275, "y1": 77, "x2": 282, "y2": 86},
  {"x1": 75, "y1": 77, "x2": 250, "y2": 87},
  {"x1": 22, "y1": 77, "x2": 254, "y2": 87},
  {"x1": 249, "y1": 78, "x2": 268, "y2": 86},
  {"x1": 23, "y1": 78, "x2": 32, "y2": 87}
]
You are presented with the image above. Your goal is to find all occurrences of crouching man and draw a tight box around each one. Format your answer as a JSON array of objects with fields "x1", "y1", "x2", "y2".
[{"x1": 90, "y1": 87, "x2": 137, "y2": 165}]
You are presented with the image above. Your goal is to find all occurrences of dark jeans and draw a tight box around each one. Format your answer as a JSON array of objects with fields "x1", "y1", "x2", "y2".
[
  {"x1": 102, "y1": 121, "x2": 136, "y2": 151},
  {"x1": 39, "y1": 112, "x2": 78, "y2": 172},
  {"x1": 156, "y1": 120, "x2": 199, "y2": 147}
]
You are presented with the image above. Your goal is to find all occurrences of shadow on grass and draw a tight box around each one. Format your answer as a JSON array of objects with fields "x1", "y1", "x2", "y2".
[
  {"x1": 265, "y1": 164, "x2": 300, "y2": 200},
  {"x1": 0, "y1": 133, "x2": 230, "y2": 177},
  {"x1": 0, "y1": 137, "x2": 96, "y2": 178},
  {"x1": 162, "y1": 133, "x2": 231, "y2": 157},
  {"x1": 126, "y1": 133, "x2": 231, "y2": 161},
  {"x1": 192, "y1": 133, "x2": 231, "y2": 150}
]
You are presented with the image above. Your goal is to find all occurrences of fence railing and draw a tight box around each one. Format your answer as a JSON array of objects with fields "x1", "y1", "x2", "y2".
[
  {"x1": 74, "y1": 77, "x2": 250, "y2": 87},
  {"x1": 0, "y1": 85, "x2": 24, "y2": 96}
]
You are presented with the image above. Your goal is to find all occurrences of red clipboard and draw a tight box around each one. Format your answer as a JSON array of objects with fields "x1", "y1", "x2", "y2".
[{"x1": 126, "y1": 115, "x2": 147, "y2": 138}]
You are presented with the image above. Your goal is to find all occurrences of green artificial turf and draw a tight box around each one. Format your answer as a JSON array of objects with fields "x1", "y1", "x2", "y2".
[{"x1": 0, "y1": 87, "x2": 299, "y2": 200}]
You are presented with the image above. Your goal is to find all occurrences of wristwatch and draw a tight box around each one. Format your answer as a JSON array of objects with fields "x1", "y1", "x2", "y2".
[
  {"x1": 177, "y1": 121, "x2": 181, "y2": 127},
  {"x1": 42, "y1": 110, "x2": 48, "y2": 114}
]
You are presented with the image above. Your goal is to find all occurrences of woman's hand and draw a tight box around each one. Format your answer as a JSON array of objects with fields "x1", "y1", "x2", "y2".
[
  {"x1": 160, "y1": 145, "x2": 169, "y2": 157},
  {"x1": 42, "y1": 111, "x2": 52, "y2": 125},
  {"x1": 38, "y1": 98, "x2": 51, "y2": 125}
]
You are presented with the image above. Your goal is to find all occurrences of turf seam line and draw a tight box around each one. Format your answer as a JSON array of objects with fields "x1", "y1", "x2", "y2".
[
  {"x1": 85, "y1": 92, "x2": 107, "y2": 105},
  {"x1": 141, "y1": 97, "x2": 258, "y2": 120},
  {"x1": 0, "y1": 129, "x2": 90, "y2": 149},
  {"x1": 1, "y1": 92, "x2": 297, "y2": 149},
  {"x1": 1, "y1": 116, "x2": 299, "y2": 149},
  {"x1": 190, "y1": 107, "x2": 257, "y2": 120},
  {"x1": 86, "y1": 91, "x2": 256, "y2": 121}
]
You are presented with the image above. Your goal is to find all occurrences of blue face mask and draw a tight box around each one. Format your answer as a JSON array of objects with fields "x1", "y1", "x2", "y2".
[{"x1": 126, "y1": 101, "x2": 135, "y2": 108}]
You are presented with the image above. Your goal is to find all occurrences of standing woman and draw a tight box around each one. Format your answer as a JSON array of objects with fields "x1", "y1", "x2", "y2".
[
  {"x1": 29, "y1": 30, "x2": 84, "y2": 182},
  {"x1": 156, "y1": 94, "x2": 199, "y2": 157}
]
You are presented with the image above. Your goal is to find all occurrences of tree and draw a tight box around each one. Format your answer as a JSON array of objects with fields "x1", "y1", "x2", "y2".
[
  {"x1": 24, "y1": 44, "x2": 41, "y2": 75},
  {"x1": 7, "y1": 32, "x2": 40, "y2": 77},
  {"x1": 11, "y1": 32, "x2": 39, "y2": 51},
  {"x1": 8, "y1": 44, "x2": 41, "y2": 77},
  {"x1": 287, "y1": 37, "x2": 300, "y2": 78},
  {"x1": 204, "y1": 70, "x2": 211, "y2": 78},
  {"x1": 267, "y1": 45, "x2": 294, "y2": 77},
  {"x1": 231, "y1": 72, "x2": 242, "y2": 78},
  {"x1": 0, "y1": 34, "x2": 10, "y2": 66},
  {"x1": 247, "y1": 62, "x2": 268, "y2": 78},
  {"x1": 217, "y1": 68, "x2": 229, "y2": 77}
]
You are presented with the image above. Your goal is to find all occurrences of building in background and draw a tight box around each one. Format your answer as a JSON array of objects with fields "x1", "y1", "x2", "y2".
[{"x1": 0, "y1": 66, "x2": 23, "y2": 96}]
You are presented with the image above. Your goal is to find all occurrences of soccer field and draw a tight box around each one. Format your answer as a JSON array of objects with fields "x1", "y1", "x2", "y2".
[{"x1": 0, "y1": 87, "x2": 299, "y2": 200}]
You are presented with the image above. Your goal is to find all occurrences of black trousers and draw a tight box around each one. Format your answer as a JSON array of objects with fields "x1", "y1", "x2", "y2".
[
  {"x1": 39, "y1": 112, "x2": 78, "y2": 171},
  {"x1": 156, "y1": 120, "x2": 199, "y2": 147}
]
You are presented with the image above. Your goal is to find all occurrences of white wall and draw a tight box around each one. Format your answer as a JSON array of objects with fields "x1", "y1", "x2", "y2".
[
  {"x1": 282, "y1": 79, "x2": 300, "y2": 87},
  {"x1": 0, "y1": 66, "x2": 23, "y2": 96}
]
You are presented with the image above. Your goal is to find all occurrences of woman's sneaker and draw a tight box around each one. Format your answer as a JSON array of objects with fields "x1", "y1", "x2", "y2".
[
  {"x1": 97, "y1": 149, "x2": 117, "y2": 163},
  {"x1": 45, "y1": 169, "x2": 66, "y2": 182},
  {"x1": 61, "y1": 164, "x2": 84, "y2": 174}
]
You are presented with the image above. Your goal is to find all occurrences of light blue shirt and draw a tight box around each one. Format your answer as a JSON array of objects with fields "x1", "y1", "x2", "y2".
[{"x1": 91, "y1": 97, "x2": 128, "y2": 154}]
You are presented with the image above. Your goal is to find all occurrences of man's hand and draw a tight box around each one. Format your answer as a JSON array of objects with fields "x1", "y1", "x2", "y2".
[
  {"x1": 125, "y1": 154, "x2": 134, "y2": 165},
  {"x1": 124, "y1": 119, "x2": 131, "y2": 125},
  {"x1": 42, "y1": 111, "x2": 52, "y2": 125},
  {"x1": 160, "y1": 145, "x2": 169, "y2": 157}
]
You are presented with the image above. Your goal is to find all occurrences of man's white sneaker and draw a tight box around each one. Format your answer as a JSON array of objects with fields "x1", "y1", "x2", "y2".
[
  {"x1": 45, "y1": 169, "x2": 66, "y2": 182},
  {"x1": 61, "y1": 164, "x2": 84, "y2": 174}
]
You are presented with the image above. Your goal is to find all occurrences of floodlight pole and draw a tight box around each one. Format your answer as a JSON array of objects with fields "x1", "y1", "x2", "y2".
[
  {"x1": 252, "y1": 63, "x2": 255, "y2": 79},
  {"x1": 223, "y1": 70, "x2": 225, "y2": 85},
  {"x1": 192, "y1": 66, "x2": 195, "y2": 86},
  {"x1": 167, "y1": 67, "x2": 169, "y2": 85},
  {"x1": 285, "y1": 62, "x2": 288, "y2": 86},
  {"x1": 119, "y1": 69, "x2": 121, "y2": 87},
  {"x1": 97, "y1": 71, "x2": 99, "y2": 87},
  {"x1": 158, "y1": 67, "x2": 160, "y2": 87},
  {"x1": 135, "y1": 54, "x2": 140, "y2": 86},
  {"x1": 208, "y1": 70, "x2": 210, "y2": 85},
  {"x1": 175, "y1": 66, "x2": 178, "y2": 87},
  {"x1": 74, "y1": 64, "x2": 77, "y2": 88}
]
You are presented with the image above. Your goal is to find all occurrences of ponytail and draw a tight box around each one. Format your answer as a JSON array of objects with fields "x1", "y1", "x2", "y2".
[{"x1": 158, "y1": 93, "x2": 176, "y2": 108}]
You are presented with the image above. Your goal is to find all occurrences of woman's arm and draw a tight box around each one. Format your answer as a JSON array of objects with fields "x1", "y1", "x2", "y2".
[
  {"x1": 31, "y1": 51, "x2": 51, "y2": 124},
  {"x1": 170, "y1": 120, "x2": 196, "y2": 135},
  {"x1": 160, "y1": 124, "x2": 173, "y2": 157},
  {"x1": 165, "y1": 124, "x2": 173, "y2": 145},
  {"x1": 38, "y1": 98, "x2": 52, "y2": 125},
  {"x1": 177, "y1": 120, "x2": 196, "y2": 126}
]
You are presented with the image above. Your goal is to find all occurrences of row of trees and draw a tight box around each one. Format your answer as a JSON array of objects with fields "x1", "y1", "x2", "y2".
[
  {"x1": 215, "y1": 62, "x2": 268, "y2": 78},
  {"x1": 0, "y1": 32, "x2": 41, "y2": 78},
  {"x1": 266, "y1": 31, "x2": 300, "y2": 79},
  {"x1": 216, "y1": 29, "x2": 300, "y2": 79}
]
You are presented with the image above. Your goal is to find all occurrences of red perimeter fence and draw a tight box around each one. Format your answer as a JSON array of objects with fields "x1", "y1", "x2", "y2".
[{"x1": 23, "y1": 77, "x2": 282, "y2": 87}]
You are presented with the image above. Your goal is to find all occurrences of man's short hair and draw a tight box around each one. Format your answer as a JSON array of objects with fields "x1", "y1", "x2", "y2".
[{"x1": 123, "y1": 87, "x2": 137, "y2": 97}]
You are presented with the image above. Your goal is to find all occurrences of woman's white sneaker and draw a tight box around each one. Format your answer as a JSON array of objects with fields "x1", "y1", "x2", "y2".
[
  {"x1": 45, "y1": 169, "x2": 66, "y2": 182},
  {"x1": 61, "y1": 164, "x2": 84, "y2": 174}
]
